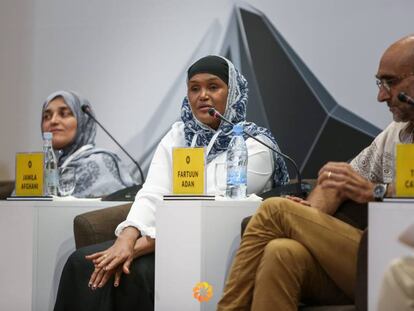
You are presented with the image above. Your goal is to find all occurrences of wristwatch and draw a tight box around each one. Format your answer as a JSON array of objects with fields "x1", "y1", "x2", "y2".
[{"x1": 373, "y1": 183, "x2": 388, "y2": 201}]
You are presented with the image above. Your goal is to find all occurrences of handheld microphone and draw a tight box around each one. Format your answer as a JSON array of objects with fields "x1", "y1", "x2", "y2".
[
  {"x1": 81, "y1": 104, "x2": 145, "y2": 185},
  {"x1": 398, "y1": 92, "x2": 414, "y2": 105},
  {"x1": 208, "y1": 108, "x2": 305, "y2": 197}
]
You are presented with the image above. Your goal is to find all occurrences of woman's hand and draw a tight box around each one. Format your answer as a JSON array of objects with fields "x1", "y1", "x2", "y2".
[
  {"x1": 318, "y1": 162, "x2": 374, "y2": 203},
  {"x1": 85, "y1": 227, "x2": 140, "y2": 289},
  {"x1": 87, "y1": 265, "x2": 124, "y2": 289}
]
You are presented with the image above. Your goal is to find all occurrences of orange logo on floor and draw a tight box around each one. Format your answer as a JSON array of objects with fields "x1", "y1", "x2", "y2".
[{"x1": 193, "y1": 282, "x2": 213, "y2": 302}]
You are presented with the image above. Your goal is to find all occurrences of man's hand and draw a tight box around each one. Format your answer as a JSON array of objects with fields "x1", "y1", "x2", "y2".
[{"x1": 318, "y1": 162, "x2": 374, "y2": 203}]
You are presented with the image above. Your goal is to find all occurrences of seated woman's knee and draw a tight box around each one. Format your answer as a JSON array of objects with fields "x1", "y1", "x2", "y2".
[
  {"x1": 129, "y1": 253, "x2": 155, "y2": 285},
  {"x1": 66, "y1": 248, "x2": 93, "y2": 271}
]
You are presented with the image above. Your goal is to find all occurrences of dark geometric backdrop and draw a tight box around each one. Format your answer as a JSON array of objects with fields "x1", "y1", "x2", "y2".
[{"x1": 221, "y1": 5, "x2": 380, "y2": 178}]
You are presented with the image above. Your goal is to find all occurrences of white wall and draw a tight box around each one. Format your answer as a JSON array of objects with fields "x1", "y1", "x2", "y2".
[
  {"x1": 1, "y1": 0, "x2": 413, "y2": 180},
  {"x1": 0, "y1": 0, "x2": 34, "y2": 179}
]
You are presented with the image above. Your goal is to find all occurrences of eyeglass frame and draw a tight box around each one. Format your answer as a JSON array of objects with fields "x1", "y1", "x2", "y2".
[{"x1": 376, "y1": 72, "x2": 414, "y2": 93}]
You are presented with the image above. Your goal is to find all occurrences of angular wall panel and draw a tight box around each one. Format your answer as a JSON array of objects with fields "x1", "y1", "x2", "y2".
[{"x1": 221, "y1": 5, "x2": 379, "y2": 178}]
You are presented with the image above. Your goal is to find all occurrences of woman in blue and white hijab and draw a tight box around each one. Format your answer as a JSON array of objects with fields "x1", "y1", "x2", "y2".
[
  {"x1": 41, "y1": 90, "x2": 135, "y2": 198},
  {"x1": 182, "y1": 55, "x2": 289, "y2": 184},
  {"x1": 54, "y1": 56, "x2": 288, "y2": 311}
]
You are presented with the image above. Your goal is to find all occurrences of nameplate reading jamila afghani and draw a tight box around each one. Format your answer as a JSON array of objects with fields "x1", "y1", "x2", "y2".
[
  {"x1": 15, "y1": 152, "x2": 44, "y2": 196},
  {"x1": 172, "y1": 147, "x2": 205, "y2": 194}
]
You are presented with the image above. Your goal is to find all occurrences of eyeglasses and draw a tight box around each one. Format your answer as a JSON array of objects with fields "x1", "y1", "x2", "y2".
[{"x1": 376, "y1": 72, "x2": 414, "y2": 93}]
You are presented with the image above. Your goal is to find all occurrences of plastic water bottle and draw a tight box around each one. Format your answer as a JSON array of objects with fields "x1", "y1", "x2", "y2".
[
  {"x1": 43, "y1": 132, "x2": 58, "y2": 196},
  {"x1": 226, "y1": 124, "x2": 248, "y2": 199}
]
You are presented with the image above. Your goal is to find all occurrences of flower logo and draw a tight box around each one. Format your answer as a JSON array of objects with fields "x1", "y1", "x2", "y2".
[{"x1": 193, "y1": 282, "x2": 213, "y2": 302}]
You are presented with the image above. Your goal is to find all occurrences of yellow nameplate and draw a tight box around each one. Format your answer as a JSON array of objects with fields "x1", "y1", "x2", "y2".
[
  {"x1": 172, "y1": 147, "x2": 205, "y2": 194},
  {"x1": 396, "y1": 144, "x2": 414, "y2": 197},
  {"x1": 15, "y1": 153, "x2": 44, "y2": 196}
]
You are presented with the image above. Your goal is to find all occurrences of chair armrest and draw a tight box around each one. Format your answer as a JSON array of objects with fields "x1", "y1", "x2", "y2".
[
  {"x1": 241, "y1": 216, "x2": 252, "y2": 237},
  {"x1": 333, "y1": 201, "x2": 367, "y2": 230},
  {"x1": 73, "y1": 203, "x2": 132, "y2": 249},
  {"x1": 0, "y1": 181, "x2": 14, "y2": 199}
]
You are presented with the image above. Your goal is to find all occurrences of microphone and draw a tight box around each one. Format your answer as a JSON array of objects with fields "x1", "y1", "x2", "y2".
[
  {"x1": 81, "y1": 104, "x2": 145, "y2": 185},
  {"x1": 398, "y1": 92, "x2": 414, "y2": 105},
  {"x1": 208, "y1": 108, "x2": 306, "y2": 198}
]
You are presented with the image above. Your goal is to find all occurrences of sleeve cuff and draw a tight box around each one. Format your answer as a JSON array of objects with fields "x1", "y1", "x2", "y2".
[{"x1": 115, "y1": 220, "x2": 156, "y2": 239}]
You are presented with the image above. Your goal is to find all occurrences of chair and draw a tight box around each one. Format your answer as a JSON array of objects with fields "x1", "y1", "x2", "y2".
[
  {"x1": 0, "y1": 180, "x2": 14, "y2": 199},
  {"x1": 73, "y1": 202, "x2": 132, "y2": 249}
]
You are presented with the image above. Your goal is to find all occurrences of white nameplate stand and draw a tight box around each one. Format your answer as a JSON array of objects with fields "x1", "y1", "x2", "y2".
[
  {"x1": 155, "y1": 200, "x2": 260, "y2": 311},
  {"x1": 0, "y1": 200, "x2": 128, "y2": 311},
  {"x1": 369, "y1": 201, "x2": 414, "y2": 310}
]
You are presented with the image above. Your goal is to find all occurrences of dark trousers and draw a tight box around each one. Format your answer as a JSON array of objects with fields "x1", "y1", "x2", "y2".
[{"x1": 54, "y1": 240, "x2": 155, "y2": 311}]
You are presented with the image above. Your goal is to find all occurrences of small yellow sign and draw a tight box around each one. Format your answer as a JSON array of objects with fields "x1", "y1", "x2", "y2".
[
  {"x1": 15, "y1": 153, "x2": 44, "y2": 196},
  {"x1": 172, "y1": 147, "x2": 205, "y2": 194},
  {"x1": 396, "y1": 144, "x2": 414, "y2": 197}
]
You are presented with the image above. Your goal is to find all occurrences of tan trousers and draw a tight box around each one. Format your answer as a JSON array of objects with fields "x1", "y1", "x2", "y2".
[{"x1": 217, "y1": 197, "x2": 363, "y2": 311}]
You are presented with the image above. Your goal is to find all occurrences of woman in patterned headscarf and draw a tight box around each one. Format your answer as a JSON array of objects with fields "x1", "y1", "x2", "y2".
[
  {"x1": 54, "y1": 56, "x2": 288, "y2": 311},
  {"x1": 41, "y1": 90, "x2": 135, "y2": 197}
]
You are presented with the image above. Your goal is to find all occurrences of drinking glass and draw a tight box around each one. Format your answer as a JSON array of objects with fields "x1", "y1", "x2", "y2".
[{"x1": 58, "y1": 167, "x2": 76, "y2": 196}]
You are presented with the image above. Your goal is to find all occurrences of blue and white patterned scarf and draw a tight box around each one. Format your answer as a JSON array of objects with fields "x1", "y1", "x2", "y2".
[{"x1": 181, "y1": 56, "x2": 289, "y2": 186}]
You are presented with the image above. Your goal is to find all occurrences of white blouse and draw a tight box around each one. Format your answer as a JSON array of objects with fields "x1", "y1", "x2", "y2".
[{"x1": 115, "y1": 121, "x2": 275, "y2": 238}]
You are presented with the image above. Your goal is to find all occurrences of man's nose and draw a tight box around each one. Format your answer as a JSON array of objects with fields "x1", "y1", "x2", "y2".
[{"x1": 377, "y1": 86, "x2": 390, "y2": 103}]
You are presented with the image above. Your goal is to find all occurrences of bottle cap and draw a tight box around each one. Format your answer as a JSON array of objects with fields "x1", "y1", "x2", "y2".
[
  {"x1": 233, "y1": 124, "x2": 244, "y2": 135},
  {"x1": 43, "y1": 132, "x2": 53, "y2": 140}
]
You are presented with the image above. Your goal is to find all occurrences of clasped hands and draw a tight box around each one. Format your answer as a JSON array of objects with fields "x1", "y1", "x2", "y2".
[
  {"x1": 286, "y1": 162, "x2": 375, "y2": 206},
  {"x1": 317, "y1": 162, "x2": 374, "y2": 203},
  {"x1": 85, "y1": 227, "x2": 139, "y2": 290}
]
